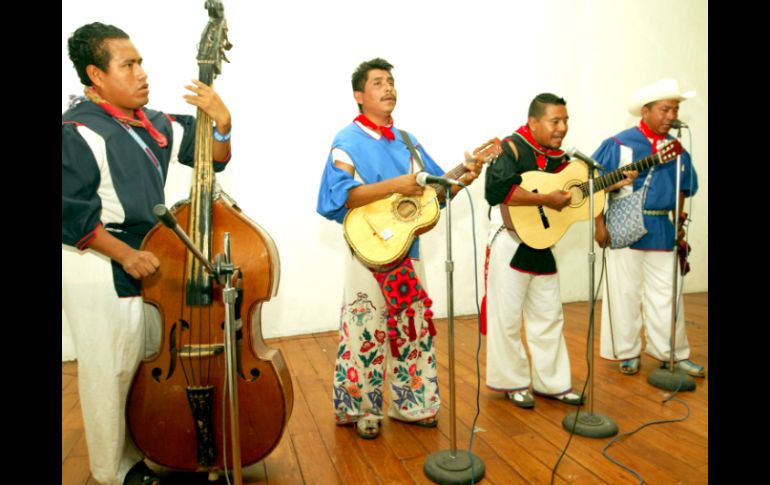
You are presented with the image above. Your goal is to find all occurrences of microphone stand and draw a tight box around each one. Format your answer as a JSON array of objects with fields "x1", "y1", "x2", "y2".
[
  {"x1": 562, "y1": 162, "x2": 618, "y2": 438},
  {"x1": 647, "y1": 126, "x2": 696, "y2": 392},
  {"x1": 424, "y1": 185, "x2": 485, "y2": 485},
  {"x1": 153, "y1": 205, "x2": 245, "y2": 485}
]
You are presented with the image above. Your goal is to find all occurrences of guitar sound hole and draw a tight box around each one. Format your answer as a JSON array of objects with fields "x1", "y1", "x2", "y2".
[
  {"x1": 568, "y1": 185, "x2": 585, "y2": 206},
  {"x1": 395, "y1": 199, "x2": 419, "y2": 220}
]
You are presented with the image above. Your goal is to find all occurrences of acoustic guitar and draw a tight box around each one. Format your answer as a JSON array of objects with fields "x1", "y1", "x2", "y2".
[
  {"x1": 344, "y1": 138, "x2": 502, "y2": 270},
  {"x1": 503, "y1": 139, "x2": 682, "y2": 249}
]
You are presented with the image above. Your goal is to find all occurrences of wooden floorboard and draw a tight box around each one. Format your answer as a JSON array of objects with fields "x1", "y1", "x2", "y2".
[{"x1": 62, "y1": 292, "x2": 708, "y2": 484}]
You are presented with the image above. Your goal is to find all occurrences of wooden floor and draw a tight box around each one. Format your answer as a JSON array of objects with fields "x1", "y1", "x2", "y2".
[{"x1": 62, "y1": 292, "x2": 708, "y2": 484}]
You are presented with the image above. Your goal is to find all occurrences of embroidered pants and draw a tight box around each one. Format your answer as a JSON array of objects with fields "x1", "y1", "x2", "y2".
[{"x1": 333, "y1": 251, "x2": 440, "y2": 424}]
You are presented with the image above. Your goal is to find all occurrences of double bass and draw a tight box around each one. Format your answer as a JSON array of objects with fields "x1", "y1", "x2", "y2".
[{"x1": 126, "y1": 0, "x2": 293, "y2": 476}]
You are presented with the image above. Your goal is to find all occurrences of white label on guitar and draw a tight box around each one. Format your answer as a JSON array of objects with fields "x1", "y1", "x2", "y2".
[{"x1": 380, "y1": 228, "x2": 393, "y2": 241}]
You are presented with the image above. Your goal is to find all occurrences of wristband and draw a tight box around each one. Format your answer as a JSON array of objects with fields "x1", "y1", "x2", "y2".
[{"x1": 213, "y1": 126, "x2": 231, "y2": 142}]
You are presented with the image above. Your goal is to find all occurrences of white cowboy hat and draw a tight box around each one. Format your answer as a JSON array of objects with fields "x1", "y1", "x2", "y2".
[{"x1": 627, "y1": 78, "x2": 695, "y2": 116}]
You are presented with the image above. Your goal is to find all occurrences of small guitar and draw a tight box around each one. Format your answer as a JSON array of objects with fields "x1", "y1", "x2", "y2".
[
  {"x1": 504, "y1": 139, "x2": 683, "y2": 249},
  {"x1": 344, "y1": 138, "x2": 502, "y2": 270}
]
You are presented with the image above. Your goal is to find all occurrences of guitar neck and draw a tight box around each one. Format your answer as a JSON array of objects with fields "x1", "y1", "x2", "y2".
[
  {"x1": 424, "y1": 161, "x2": 468, "y2": 193},
  {"x1": 421, "y1": 138, "x2": 501, "y2": 193},
  {"x1": 587, "y1": 151, "x2": 662, "y2": 193}
]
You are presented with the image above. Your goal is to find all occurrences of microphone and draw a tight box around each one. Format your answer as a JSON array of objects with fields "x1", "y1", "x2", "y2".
[
  {"x1": 566, "y1": 147, "x2": 604, "y2": 171},
  {"x1": 671, "y1": 119, "x2": 688, "y2": 129},
  {"x1": 416, "y1": 171, "x2": 465, "y2": 188},
  {"x1": 153, "y1": 204, "x2": 179, "y2": 228}
]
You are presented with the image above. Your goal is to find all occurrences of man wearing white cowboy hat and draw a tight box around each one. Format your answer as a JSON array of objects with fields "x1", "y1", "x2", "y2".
[{"x1": 591, "y1": 78, "x2": 703, "y2": 378}]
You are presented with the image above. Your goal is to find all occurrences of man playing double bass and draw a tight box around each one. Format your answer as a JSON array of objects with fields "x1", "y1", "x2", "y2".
[{"x1": 62, "y1": 22, "x2": 233, "y2": 485}]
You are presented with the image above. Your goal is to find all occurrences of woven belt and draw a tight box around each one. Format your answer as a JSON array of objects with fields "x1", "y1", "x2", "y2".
[{"x1": 642, "y1": 210, "x2": 669, "y2": 216}]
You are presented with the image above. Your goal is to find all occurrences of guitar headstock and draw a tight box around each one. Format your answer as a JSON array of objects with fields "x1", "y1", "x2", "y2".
[
  {"x1": 197, "y1": 0, "x2": 233, "y2": 83},
  {"x1": 658, "y1": 139, "x2": 683, "y2": 163},
  {"x1": 471, "y1": 138, "x2": 503, "y2": 165}
]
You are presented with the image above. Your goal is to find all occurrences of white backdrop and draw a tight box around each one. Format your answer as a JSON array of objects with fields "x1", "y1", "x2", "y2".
[{"x1": 62, "y1": 0, "x2": 708, "y2": 360}]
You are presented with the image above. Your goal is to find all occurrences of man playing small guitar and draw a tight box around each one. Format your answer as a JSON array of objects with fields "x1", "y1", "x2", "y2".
[
  {"x1": 316, "y1": 58, "x2": 481, "y2": 439},
  {"x1": 482, "y1": 93, "x2": 634, "y2": 409}
]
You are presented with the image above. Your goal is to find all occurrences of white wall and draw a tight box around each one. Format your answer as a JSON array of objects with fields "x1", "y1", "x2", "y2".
[{"x1": 62, "y1": 0, "x2": 707, "y2": 358}]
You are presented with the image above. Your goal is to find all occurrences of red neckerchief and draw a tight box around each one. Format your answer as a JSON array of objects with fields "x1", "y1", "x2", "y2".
[
  {"x1": 638, "y1": 120, "x2": 666, "y2": 154},
  {"x1": 84, "y1": 86, "x2": 168, "y2": 148},
  {"x1": 514, "y1": 125, "x2": 565, "y2": 169},
  {"x1": 354, "y1": 114, "x2": 395, "y2": 141}
]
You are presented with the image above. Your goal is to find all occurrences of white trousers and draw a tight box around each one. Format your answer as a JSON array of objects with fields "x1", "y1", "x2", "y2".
[
  {"x1": 484, "y1": 231, "x2": 573, "y2": 395},
  {"x1": 62, "y1": 245, "x2": 158, "y2": 485},
  {"x1": 599, "y1": 248, "x2": 690, "y2": 361}
]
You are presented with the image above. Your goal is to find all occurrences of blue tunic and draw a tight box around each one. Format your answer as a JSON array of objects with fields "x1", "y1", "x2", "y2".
[
  {"x1": 592, "y1": 127, "x2": 698, "y2": 250},
  {"x1": 316, "y1": 122, "x2": 445, "y2": 258}
]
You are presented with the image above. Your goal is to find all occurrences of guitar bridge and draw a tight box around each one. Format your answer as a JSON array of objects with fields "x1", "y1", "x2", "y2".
[{"x1": 363, "y1": 215, "x2": 393, "y2": 241}]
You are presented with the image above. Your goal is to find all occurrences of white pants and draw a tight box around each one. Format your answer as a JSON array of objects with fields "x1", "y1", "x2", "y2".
[
  {"x1": 62, "y1": 245, "x2": 159, "y2": 485},
  {"x1": 484, "y1": 230, "x2": 573, "y2": 395},
  {"x1": 599, "y1": 247, "x2": 690, "y2": 361}
]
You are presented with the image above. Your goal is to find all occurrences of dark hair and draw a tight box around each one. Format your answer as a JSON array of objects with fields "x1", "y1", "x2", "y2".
[
  {"x1": 67, "y1": 22, "x2": 129, "y2": 86},
  {"x1": 351, "y1": 58, "x2": 394, "y2": 93},
  {"x1": 528, "y1": 93, "x2": 567, "y2": 119}
]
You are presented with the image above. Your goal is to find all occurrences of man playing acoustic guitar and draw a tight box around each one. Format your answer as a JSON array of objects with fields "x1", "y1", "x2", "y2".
[
  {"x1": 483, "y1": 93, "x2": 636, "y2": 409},
  {"x1": 316, "y1": 58, "x2": 481, "y2": 439}
]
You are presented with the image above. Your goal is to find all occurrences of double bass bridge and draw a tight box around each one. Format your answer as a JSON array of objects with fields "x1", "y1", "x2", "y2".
[{"x1": 178, "y1": 343, "x2": 225, "y2": 358}]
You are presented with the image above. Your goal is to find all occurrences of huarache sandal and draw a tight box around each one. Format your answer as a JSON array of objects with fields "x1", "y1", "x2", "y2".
[
  {"x1": 356, "y1": 417, "x2": 380, "y2": 439},
  {"x1": 619, "y1": 357, "x2": 641, "y2": 375},
  {"x1": 660, "y1": 359, "x2": 706, "y2": 377},
  {"x1": 410, "y1": 416, "x2": 438, "y2": 428}
]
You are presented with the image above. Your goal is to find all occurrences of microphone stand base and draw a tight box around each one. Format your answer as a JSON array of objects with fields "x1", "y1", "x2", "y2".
[
  {"x1": 424, "y1": 449, "x2": 485, "y2": 485},
  {"x1": 647, "y1": 368, "x2": 696, "y2": 392},
  {"x1": 562, "y1": 411, "x2": 619, "y2": 438}
]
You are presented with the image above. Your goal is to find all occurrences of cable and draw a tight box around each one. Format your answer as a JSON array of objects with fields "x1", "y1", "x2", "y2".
[
  {"x1": 673, "y1": 126, "x2": 695, "y2": 342},
  {"x1": 550, "y1": 223, "x2": 610, "y2": 484},
  {"x1": 600, "y1": 128, "x2": 697, "y2": 484},
  {"x1": 460, "y1": 186, "x2": 483, "y2": 484},
  {"x1": 221, "y1": 358, "x2": 233, "y2": 485},
  {"x1": 550, "y1": 253, "x2": 607, "y2": 485},
  {"x1": 600, "y1": 384, "x2": 691, "y2": 484}
]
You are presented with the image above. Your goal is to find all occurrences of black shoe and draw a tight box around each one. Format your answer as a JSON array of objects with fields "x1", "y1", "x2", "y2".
[
  {"x1": 123, "y1": 461, "x2": 161, "y2": 485},
  {"x1": 507, "y1": 390, "x2": 535, "y2": 409}
]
